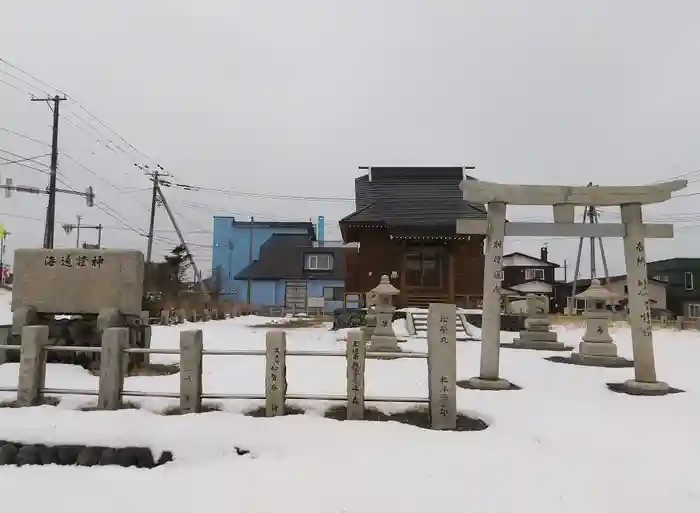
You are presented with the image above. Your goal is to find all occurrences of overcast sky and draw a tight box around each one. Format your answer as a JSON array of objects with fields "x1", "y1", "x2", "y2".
[{"x1": 1, "y1": 0, "x2": 700, "y2": 279}]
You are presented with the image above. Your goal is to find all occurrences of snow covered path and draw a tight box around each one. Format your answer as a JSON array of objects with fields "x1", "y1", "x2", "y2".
[{"x1": 0, "y1": 298, "x2": 699, "y2": 512}]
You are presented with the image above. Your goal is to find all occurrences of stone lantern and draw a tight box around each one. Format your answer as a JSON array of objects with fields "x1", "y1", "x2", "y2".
[
  {"x1": 368, "y1": 275, "x2": 400, "y2": 352},
  {"x1": 361, "y1": 291, "x2": 379, "y2": 342},
  {"x1": 570, "y1": 279, "x2": 629, "y2": 366},
  {"x1": 512, "y1": 294, "x2": 569, "y2": 350}
]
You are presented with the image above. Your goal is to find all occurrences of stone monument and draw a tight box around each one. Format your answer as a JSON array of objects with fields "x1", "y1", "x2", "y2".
[
  {"x1": 570, "y1": 279, "x2": 630, "y2": 366},
  {"x1": 368, "y1": 275, "x2": 400, "y2": 352},
  {"x1": 511, "y1": 294, "x2": 570, "y2": 350},
  {"x1": 10, "y1": 248, "x2": 148, "y2": 369}
]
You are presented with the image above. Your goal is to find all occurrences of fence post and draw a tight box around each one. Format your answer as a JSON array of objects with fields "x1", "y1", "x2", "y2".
[
  {"x1": 265, "y1": 330, "x2": 286, "y2": 416},
  {"x1": 346, "y1": 330, "x2": 366, "y2": 420},
  {"x1": 98, "y1": 327, "x2": 129, "y2": 410},
  {"x1": 17, "y1": 325, "x2": 49, "y2": 407},
  {"x1": 427, "y1": 303, "x2": 457, "y2": 430},
  {"x1": 180, "y1": 330, "x2": 203, "y2": 413}
]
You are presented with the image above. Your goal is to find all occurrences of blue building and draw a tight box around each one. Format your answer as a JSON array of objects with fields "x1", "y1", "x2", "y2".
[{"x1": 211, "y1": 217, "x2": 345, "y2": 311}]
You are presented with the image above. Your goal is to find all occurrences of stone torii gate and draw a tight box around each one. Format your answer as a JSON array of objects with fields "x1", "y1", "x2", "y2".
[{"x1": 457, "y1": 179, "x2": 687, "y2": 394}]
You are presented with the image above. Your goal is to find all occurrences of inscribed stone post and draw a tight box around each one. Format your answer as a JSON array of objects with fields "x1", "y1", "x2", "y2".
[
  {"x1": 621, "y1": 203, "x2": 663, "y2": 387},
  {"x1": 427, "y1": 303, "x2": 457, "y2": 430},
  {"x1": 180, "y1": 330, "x2": 203, "y2": 413},
  {"x1": 469, "y1": 201, "x2": 512, "y2": 389},
  {"x1": 17, "y1": 325, "x2": 49, "y2": 407},
  {"x1": 345, "y1": 330, "x2": 366, "y2": 420},
  {"x1": 98, "y1": 327, "x2": 129, "y2": 410},
  {"x1": 265, "y1": 331, "x2": 286, "y2": 416}
]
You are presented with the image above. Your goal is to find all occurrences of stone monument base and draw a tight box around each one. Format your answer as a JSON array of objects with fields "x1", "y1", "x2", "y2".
[
  {"x1": 546, "y1": 352, "x2": 634, "y2": 368},
  {"x1": 505, "y1": 330, "x2": 571, "y2": 351},
  {"x1": 607, "y1": 379, "x2": 683, "y2": 396},
  {"x1": 460, "y1": 376, "x2": 519, "y2": 391}
]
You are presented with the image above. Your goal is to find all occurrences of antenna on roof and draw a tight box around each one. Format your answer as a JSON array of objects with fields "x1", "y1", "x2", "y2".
[
  {"x1": 463, "y1": 166, "x2": 476, "y2": 180},
  {"x1": 359, "y1": 166, "x2": 371, "y2": 182}
]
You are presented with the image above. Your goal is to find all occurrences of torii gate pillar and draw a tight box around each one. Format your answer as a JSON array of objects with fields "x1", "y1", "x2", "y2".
[{"x1": 457, "y1": 179, "x2": 687, "y2": 393}]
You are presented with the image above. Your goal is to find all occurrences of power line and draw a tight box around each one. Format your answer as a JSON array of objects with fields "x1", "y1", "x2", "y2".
[
  {"x1": 0, "y1": 127, "x2": 49, "y2": 146},
  {"x1": 0, "y1": 68, "x2": 47, "y2": 97},
  {"x1": 0, "y1": 153, "x2": 50, "y2": 166}
]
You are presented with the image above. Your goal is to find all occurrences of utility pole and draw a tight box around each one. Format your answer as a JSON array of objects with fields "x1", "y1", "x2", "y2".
[
  {"x1": 0, "y1": 228, "x2": 9, "y2": 284},
  {"x1": 75, "y1": 215, "x2": 82, "y2": 248},
  {"x1": 32, "y1": 95, "x2": 67, "y2": 249},
  {"x1": 568, "y1": 183, "x2": 611, "y2": 314},
  {"x1": 139, "y1": 164, "x2": 167, "y2": 263},
  {"x1": 154, "y1": 180, "x2": 211, "y2": 302}
]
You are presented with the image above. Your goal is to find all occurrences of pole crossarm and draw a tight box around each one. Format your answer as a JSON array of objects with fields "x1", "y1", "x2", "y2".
[
  {"x1": 456, "y1": 219, "x2": 675, "y2": 238},
  {"x1": 460, "y1": 179, "x2": 688, "y2": 206}
]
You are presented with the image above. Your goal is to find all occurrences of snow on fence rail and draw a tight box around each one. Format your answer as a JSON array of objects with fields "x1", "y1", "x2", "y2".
[{"x1": 0, "y1": 303, "x2": 459, "y2": 429}]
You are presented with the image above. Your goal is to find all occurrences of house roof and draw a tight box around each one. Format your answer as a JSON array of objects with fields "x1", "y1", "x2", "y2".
[
  {"x1": 213, "y1": 218, "x2": 316, "y2": 239},
  {"x1": 339, "y1": 167, "x2": 487, "y2": 234},
  {"x1": 503, "y1": 252, "x2": 560, "y2": 268},
  {"x1": 235, "y1": 233, "x2": 345, "y2": 281}
]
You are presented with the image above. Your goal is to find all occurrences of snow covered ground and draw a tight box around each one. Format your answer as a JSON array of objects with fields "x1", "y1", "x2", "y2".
[{"x1": 1, "y1": 291, "x2": 700, "y2": 512}]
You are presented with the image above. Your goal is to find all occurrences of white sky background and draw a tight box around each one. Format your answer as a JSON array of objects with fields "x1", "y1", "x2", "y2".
[{"x1": 1, "y1": 0, "x2": 700, "y2": 280}]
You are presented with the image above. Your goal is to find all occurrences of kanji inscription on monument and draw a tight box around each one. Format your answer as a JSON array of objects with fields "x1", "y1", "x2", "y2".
[
  {"x1": 13, "y1": 249, "x2": 144, "y2": 315},
  {"x1": 427, "y1": 303, "x2": 457, "y2": 430}
]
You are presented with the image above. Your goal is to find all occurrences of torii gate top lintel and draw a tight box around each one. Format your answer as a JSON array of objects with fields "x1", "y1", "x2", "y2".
[{"x1": 459, "y1": 179, "x2": 687, "y2": 207}]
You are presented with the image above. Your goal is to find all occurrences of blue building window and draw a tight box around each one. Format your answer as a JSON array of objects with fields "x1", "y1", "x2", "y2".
[{"x1": 305, "y1": 254, "x2": 333, "y2": 270}]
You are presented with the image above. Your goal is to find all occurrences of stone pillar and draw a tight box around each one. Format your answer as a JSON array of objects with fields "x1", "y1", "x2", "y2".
[
  {"x1": 345, "y1": 330, "x2": 365, "y2": 420},
  {"x1": 17, "y1": 325, "x2": 49, "y2": 407},
  {"x1": 265, "y1": 331, "x2": 286, "y2": 416},
  {"x1": 427, "y1": 303, "x2": 457, "y2": 430},
  {"x1": 621, "y1": 203, "x2": 668, "y2": 391},
  {"x1": 512, "y1": 295, "x2": 568, "y2": 350},
  {"x1": 676, "y1": 316, "x2": 684, "y2": 330},
  {"x1": 468, "y1": 201, "x2": 512, "y2": 389},
  {"x1": 98, "y1": 327, "x2": 128, "y2": 410},
  {"x1": 180, "y1": 330, "x2": 203, "y2": 414}
]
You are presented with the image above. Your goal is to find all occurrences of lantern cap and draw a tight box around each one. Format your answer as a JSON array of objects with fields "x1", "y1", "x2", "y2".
[
  {"x1": 574, "y1": 279, "x2": 619, "y2": 301},
  {"x1": 371, "y1": 275, "x2": 400, "y2": 296}
]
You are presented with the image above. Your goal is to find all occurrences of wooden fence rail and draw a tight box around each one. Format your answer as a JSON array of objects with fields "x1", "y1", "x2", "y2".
[{"x1": 0, "y1": 303, "x2": 459, "y2": 429}]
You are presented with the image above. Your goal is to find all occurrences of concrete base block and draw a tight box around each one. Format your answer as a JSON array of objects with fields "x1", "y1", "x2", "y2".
[
  {"x1": 569, "y1": 352, "x2": 633, "y2": 367},
  {"x1": 507, "y1": 339, "x2": 573, "y2": 351},
  {"x1": 517, "y1": 330, "x2": 559, "y2": 342},
  {"x1": 607, "y1": 379, "x2": 683, "y2": 396},
  {"x1": 461, "y1": 376, "x2": 518, "y2": 391},
  {"x1": 578, "y1": 341, "x2": 618, "y2": 357},
  {"x1": 368, "y1": 335, "x2": 400, "y2": 353}
]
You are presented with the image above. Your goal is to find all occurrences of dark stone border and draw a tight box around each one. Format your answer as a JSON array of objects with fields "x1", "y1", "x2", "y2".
[
  {"x1": 546, "y1": 355, "x2": 635, "y2": 368},
  {"x1": 0, "y1": 397, "x2": 60, "y2": 408},
  {"x1": 323, "y1": 405, "x2": 488, "y2": 431},
  {"x1": 162, "y1": 403, "x2": 222, "y2": 415},
  {"x1": 501, "y1": 343, "x2": 574, "y2": 352},
  {"x1": 457, "y1": 380, "x2": 522, "y2": 391},
  {"x1": 0, "y1": 441, "x2": 175, "y2": 468},
  {"x1": 80, "y1": 401, "x2": 141, "y2": 412},
  {"x1": 607, "y1": 382, "x2": 685, "y2": 396},
  {"x1": 244, "y1": 405, "x2": 306, "y2": 417}
]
